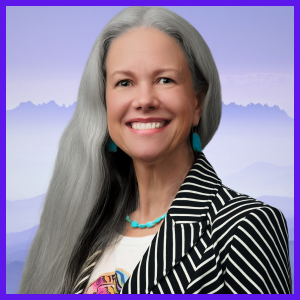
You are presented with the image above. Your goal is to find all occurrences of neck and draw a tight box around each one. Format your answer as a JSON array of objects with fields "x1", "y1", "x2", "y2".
[{"x1": 131, "y1": 144, "x2": 195, "y2": 223}]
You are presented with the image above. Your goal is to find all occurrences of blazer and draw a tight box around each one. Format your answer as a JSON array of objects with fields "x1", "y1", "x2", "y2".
[{"x1": 78, "y1": 152, "x2": 292, "y2": 294}]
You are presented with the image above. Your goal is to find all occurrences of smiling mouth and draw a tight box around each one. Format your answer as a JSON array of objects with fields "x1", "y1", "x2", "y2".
[{"x1": 129, "y1": 121, "x2": 169, "y2": 130}]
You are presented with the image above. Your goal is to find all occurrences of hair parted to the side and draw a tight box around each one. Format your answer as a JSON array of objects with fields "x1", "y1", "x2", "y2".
[{"x1": 18, "y1": 6, "x2": 222, "y2": 294}]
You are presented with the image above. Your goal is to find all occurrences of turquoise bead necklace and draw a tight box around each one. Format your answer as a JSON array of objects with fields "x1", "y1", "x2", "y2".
[{"x1": 126, "y1": 213, "x2": 167, "y2": 228}]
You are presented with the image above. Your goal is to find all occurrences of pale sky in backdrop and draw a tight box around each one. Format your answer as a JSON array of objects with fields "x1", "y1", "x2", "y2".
[{"x1": 6, "y1": 6, "x2": 294, "y2": 117}]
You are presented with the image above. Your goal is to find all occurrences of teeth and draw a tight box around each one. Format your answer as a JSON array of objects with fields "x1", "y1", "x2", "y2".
[{"x1": 131, "y1": 122, "x2": 166, "y2": 130}]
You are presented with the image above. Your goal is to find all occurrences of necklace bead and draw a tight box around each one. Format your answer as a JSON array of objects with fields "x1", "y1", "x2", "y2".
[{"x1": 126, "y1": 213, "x2": 167, "y2": 228}]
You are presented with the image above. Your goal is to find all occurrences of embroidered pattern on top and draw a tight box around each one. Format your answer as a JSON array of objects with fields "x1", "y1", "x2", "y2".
[{"x1": 85, "y1": 268, "x2": 130, "y2": 294}]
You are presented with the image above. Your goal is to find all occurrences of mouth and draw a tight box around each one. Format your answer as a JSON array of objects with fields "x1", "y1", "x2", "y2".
[{"x1": 129, "y1": 121, "x2": 169, "y2": 130}]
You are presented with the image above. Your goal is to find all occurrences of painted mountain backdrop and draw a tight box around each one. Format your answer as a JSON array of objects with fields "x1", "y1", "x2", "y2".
[
  {"x1": 6, "y1": 100, "x2": 294, "y2": 201},
  {"x1": 7, "y1": 100, "x2": 293, "y2": 130},
  {"x1": 6, "y1": 100, "x2": 294, "y2": 293}
]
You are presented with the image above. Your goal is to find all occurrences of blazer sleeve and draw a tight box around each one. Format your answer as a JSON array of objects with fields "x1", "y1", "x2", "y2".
[{"x1": 224, "y1": 205, "x2": 292, "y2": 294}]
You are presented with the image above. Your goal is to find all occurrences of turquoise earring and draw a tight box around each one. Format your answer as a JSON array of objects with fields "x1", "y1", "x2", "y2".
[
  {"x1": 192, "y1": 128, "x2": 202, "y2": 152},
  {"x1": 106, "y1": 136, "x2": 117, "y2": 152}
]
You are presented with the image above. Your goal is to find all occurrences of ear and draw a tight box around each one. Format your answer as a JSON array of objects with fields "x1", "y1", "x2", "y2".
[{"x1": 192, "y1": 87, "x2": 207, "y2": 127}]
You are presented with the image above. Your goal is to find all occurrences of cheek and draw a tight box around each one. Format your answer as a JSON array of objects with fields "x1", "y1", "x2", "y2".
[
  {"x1": 106, "y1": 94, "x2": 121, "y2": 133},
  {"x1": 164, "y1": 90, "x2": 194, "y2": 124},
  {"x1": 106, "y1": 93, "x2": 130, "y2": 136},
  {"x1": 166, "y1": 92, "x2": 195, "y2": 144}
]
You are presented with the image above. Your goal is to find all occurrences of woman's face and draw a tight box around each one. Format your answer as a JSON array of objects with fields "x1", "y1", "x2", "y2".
[{"x1": 106, "y1": 27, "x2": 204, "y2": 162}]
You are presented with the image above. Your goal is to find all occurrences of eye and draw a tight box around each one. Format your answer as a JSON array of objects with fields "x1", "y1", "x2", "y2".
[
  {"x1": 116, "y1": 80, "x2": 132, "y2": 87},
  {"x1": 158, "y1": 77, "x2": 174, "y2": 84}
]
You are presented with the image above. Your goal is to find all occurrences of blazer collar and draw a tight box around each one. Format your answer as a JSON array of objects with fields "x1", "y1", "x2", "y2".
[
  {"x1": 168, "y1": 151, "x2": 222, "y2": 224},
  {"x1": 121, "y1": 152, "x2": 222, "y2": 294}
]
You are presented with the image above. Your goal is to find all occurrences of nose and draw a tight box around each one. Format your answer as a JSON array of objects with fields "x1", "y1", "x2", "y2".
[{"x1": 132, "y1": 82, "x2": 160, "y2": 112}]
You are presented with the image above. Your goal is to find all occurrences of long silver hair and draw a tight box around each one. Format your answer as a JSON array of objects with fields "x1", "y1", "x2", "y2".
[{"x1": 18, "y1": 6, "x2": 221, "y2": 294}]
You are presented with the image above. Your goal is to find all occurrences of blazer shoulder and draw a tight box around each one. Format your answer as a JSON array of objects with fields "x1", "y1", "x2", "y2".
[
  {"x1": 223, "y1": 202, "x2": 292, "y2": 293},
  {"x1": 212, "y1": 184, "x2": 288, "y2": 236}
]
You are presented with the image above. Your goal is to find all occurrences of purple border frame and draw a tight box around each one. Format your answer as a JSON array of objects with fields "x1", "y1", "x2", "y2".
[{"x1": 4, "y1": 1, "x2": 297, "y2": 298}]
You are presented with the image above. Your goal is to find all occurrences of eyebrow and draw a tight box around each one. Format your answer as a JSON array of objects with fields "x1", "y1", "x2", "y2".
[{"x1": 109, "y1": 68, "x2": 182, "y2": 79}]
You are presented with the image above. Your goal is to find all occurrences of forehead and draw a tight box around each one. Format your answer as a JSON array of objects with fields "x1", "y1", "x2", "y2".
[{"x1": 105, "y1": 27, "x2": 189, "y2": 74}]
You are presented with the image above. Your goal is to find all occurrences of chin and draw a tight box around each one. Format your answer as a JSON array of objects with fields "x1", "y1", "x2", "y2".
[{"x1": 128, "y1": 146, "x2": 167, "y2": 163}]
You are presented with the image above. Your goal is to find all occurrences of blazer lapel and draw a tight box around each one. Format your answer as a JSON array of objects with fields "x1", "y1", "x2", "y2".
[{"x1": 121, "y1": 152, "x2": 222, "y2": 294}]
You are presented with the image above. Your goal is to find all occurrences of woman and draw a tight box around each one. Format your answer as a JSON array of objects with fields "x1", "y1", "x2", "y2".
[{"x1": 18, "y1": 7, "x2": 292, "y2": 294}]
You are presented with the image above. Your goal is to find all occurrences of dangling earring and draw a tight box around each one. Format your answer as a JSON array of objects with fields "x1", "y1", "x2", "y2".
[
  {"x1": 192, "y1": 127, "x2": 202, "y2": 152},
  {"x1": 106, "y1": 136, "x2": 117, "y2": 152}
]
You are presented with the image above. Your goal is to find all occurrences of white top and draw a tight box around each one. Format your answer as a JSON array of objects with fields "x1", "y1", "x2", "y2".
[{"x1": 84, "y1": 234, "x2": 155, "y2": 294}]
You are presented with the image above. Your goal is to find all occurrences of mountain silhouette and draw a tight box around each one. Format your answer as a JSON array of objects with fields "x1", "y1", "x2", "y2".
[
  {"x1": 7, "y1": 100, "x2": 76, "y2": 117},
  {"x1": 221, "y1": 102, "x2": 292, "y2": 122},
  {"x1": 6, "y1": 100, "x2": 76, "y2": 130},
  {"x1": 6, "y1": 100, "x2": 294, "y2": 200},
  {"x1": 7, "y1": 100, "x2": 293, "y2": 123}
]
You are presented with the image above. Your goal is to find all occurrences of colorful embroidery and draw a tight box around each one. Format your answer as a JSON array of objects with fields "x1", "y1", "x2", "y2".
[{"x1": 85, "y1": 268, "x2": 130, "y2": 294}]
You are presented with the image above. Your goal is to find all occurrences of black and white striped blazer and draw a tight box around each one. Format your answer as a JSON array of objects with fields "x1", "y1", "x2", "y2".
[{"x1": 118, "y1": 152, "x2": 292, "y2": 294}]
